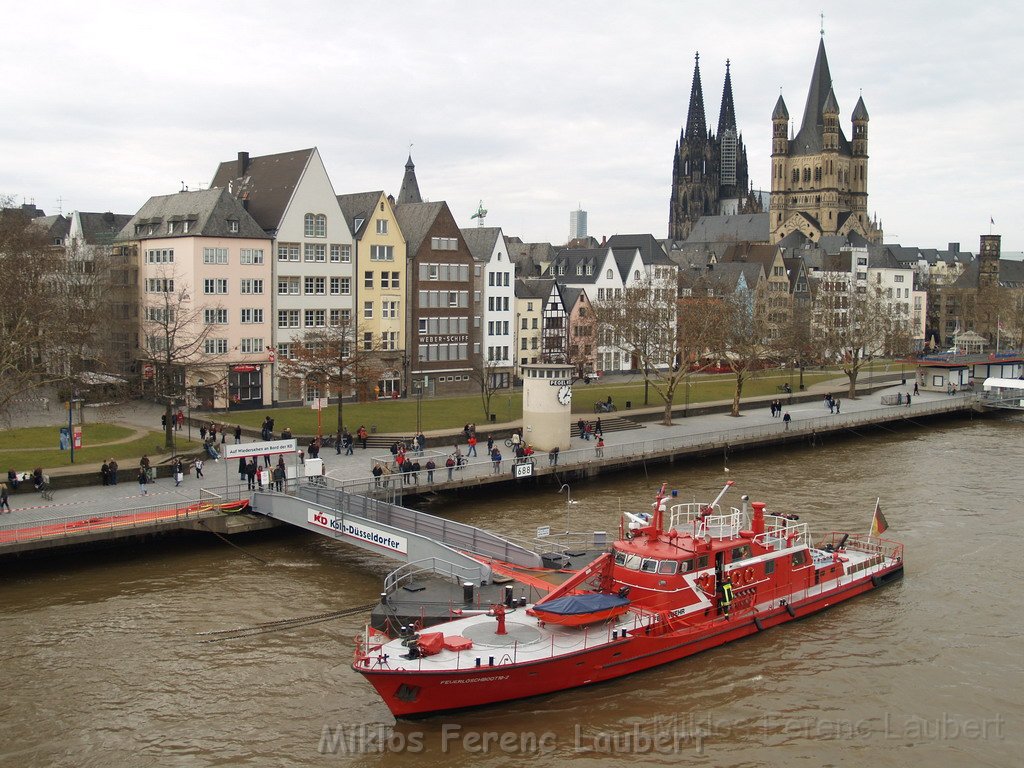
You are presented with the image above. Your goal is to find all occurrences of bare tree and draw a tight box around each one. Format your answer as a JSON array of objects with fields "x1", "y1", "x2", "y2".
[
  {"x1": 279, "y1": 320, "x2": 384, "y2": 436},
  {"x1": 714, "y1": 284, "x2": 774, "y2": 417},
  {"x1": 0, "y1": 205, "x2": 75, "y2": 419},
  {"x1": 775, "y1": 299, "x2": 816, "y2": 392},
  {"x1": 139, "y1": 268, "x2": 221, "y2": 447},
  {"x1": 814, "y1": 280, "x2": 911, "y2": 399},
  {"x1": 594, "y1": 279, "x2": 722, "y2": 425},
  {"x1": 467, "y1": 355, "x2": 508, "y2": 421}
]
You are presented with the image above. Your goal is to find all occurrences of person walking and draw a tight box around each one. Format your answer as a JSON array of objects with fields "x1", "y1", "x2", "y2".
[
  {"x1": 194, "y1": 458, "x2": 204, "y2": 479},
  {"x1": 140, "y1": 455, "x2": 153, "y2": 483},
  {"x1": 343, "y1": 429, "x2": 354, "y2": 455},
  {"x1": 234, "y1": 425, "x2": 242, "y2": 444},
  {"x1": 835, "y1": 399, "x2": 841, "y2": 414},
  {"x1": 906, "y1": 392, "x2": 912, "y2": 407},
  {"x1": 491, "y1": 447, "x2": 502, "y2": 474},
  {"x1": 0, "y1": 484, "x2": 10, "y2": 513},
  {"x1": 913, "y1": 382, "x2": 920, "y2": 396},
  {"x1": 467, "y1": 433, "x2": 478, "y2": 457},
  {"x1": 138, "y1": 468, "x2": 149, "y2": 495},
  {"x1": 173, "y1": 458, "x2": 184, "y2": 487},
  {"x1": 783, "y1": 412, "x2": 792, "y2": 431}
]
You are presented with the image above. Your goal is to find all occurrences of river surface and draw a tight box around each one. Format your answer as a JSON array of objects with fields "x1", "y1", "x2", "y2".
[{"x1": 1, "y1": 414, "x2": 1021, "y2": 767}]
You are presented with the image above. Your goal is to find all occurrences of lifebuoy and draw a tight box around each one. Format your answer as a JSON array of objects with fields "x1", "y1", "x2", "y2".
[
  {"x1": 732, "y1": 569, "x2": 743, "y2": 587},
  {"x1": 745, "y1": 567, "x2": 755, "y2": 583},
  {"x1": 696, "y1": 574, "x2": 713, "y2": 593}
]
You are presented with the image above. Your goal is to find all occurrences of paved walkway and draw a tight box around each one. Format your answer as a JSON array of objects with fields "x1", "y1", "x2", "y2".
[{"x1": 1, "y1": 376, "x2": 969, "y2": 526}]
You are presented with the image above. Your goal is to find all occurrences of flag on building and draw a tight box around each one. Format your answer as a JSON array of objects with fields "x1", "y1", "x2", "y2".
[
  {"x1": 870, "y1": 498, "x2": 889, "y2": 537},
  {"x1": 991, "y1": 216, "x2": 995, "y2": 225}
]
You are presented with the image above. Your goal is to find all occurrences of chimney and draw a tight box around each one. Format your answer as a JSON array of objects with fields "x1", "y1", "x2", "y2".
[
  {"x1": 236, "y1": 151, "x2": 250, "y2": 177},
  {"x1": 241, "y1": 192, "x2": 249, "y2": 210},
  {"x1": 948, "y1": 242, "x2": 960, "y2": 254}
]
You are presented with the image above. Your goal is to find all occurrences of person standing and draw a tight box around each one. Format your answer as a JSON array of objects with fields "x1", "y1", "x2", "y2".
[
  {"x1": 0, "y1": 484, "x2": 10, "y2": 513},
  {"x1": 906, "y1": 392, "x2": 912, "y2": 407},
  {"x1": 343, "y1": 430, "x2": 354, "y2": 455},
  {"x1": 173, "y1": 458, "x2": 184, "y2": 487},
  {"x1": 783, "y1": 412, "x2": 792, "y2": 430},
  {"x1": 595, "y1": 437, "x2": 605, "y2": 458},
  {"x1": 273, "y1": 462, "x2": 285, "y2": 491},
  {"x1": 357, "y1": 425, "x2": 368, "y2": 449},
  {"x1": 913, "y1": 382, "x2": 920, "y2": 396},
  {"x1": 199, "y1": 424, "x2": 207, "y2": 442},
  {"x1": 7, "y1": 469, "x2": 20, "y2": 490},
  {"x1": 109, "y1": 459, "x2": 118, "y2": 485},
  {"x1": 549, "y1": 447, "x2": 559, "y2": 466},
  {"x1": 238, "y1": 456, "x2": 247, "y2": 484},
  {"x1": 140, "y1": 455, "x2": 153, "y2": 483},
  {"x1": 491, "y1": 447, "x2": 502, "y2": 474},
  {"x1": 425, "y1": 459, "x2": 435, "y2": 483},
  {"x1": 234, "y1": 424, "x2": 242, "y2": 444},
  {"x1": 835, "y1": 399, "x2": 841, "y2": 414},
  {"x1": 595, "y1": 418, "x2": 602, "y2": 437},
  {"x1": 101, "y1": 461, "x2": 110, "y2": 486},
  {"x1": 245, "y1": 459, "x2": 257, "y2": 491},
  {"x1": 138, "y1": 468, "x2": 149, "y2": 495},
  {"x1": 467, "y1": 433, "x2": 477, "y2": 457},
  {"x1": 335, "y1": 431, "x2": 343, "y2": 455}
]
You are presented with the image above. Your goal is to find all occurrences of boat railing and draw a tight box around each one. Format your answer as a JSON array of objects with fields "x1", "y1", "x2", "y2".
[
  {"x1": 527, "y1": 530, "x2": 610, "y2": 554},
  {"x1": 383, "y1": 557, "x2": 487, "y2": 596},
  {"x1": 668, "y1": 503, "x2": 744, "y2": 540},
  {"x1": 754, "y1": 515, "x2": 809, "y2": 550},
  {"x1": 819, "y1": 531, "x2": 904, "y2": 561}
]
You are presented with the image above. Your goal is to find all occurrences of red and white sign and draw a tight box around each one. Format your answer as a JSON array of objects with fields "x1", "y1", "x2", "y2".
[
  {"x1": 268, "y1": 352, "x2": 276, "y2": 363},
  {"x1": 142, "y1": 363, "x2": 155, "y2": 379},
  {"x1": 232, "y1": 364, "x2": 258, "y2": 373}
]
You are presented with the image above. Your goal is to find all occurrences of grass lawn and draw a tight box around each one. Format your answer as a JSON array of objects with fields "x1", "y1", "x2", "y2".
[
  {"x1": 219, "y1": 367, "x2": 848, "y2": 436},
  {"x1": 0, "y1": 430, "x2": 198, "y2": 471}
]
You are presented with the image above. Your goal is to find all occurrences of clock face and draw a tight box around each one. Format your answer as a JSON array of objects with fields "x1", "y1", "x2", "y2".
[{"x1": 557, "y1": 385, "x2": 572, "y2": 405}]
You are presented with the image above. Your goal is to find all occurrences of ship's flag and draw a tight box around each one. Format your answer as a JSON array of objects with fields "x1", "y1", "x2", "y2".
[
  {"x1": 991, "y1": 216, "x2": 995, "y2": 225},
  {"x1": 869, "y1": 498, "x2": 889, "y2": 537}
]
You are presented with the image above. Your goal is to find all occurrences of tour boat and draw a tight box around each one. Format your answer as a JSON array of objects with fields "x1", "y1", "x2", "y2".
[{"x1": 353, "y1": 482, "x2": 904, "y2": 718}]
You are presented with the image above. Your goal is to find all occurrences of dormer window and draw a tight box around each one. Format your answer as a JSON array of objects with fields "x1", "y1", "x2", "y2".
[
  {"x1": 354, "y1": 217, "x2": 365, "y2": 232},
  {"x1": 183, "y1": 220, "x2": 191, "y2": 234},
  {"x1": 576, "y1": 264, "x2": 583, "y2": 276},
  {"x1": 585, "y1": 265, "x2": 593, "y2": 276},
  {"x1": 167, "y1": 222, "x2": 174, "y2": 234},
  {"x1": 229, "y1": 220, "x2": 239, "y2": 233}
]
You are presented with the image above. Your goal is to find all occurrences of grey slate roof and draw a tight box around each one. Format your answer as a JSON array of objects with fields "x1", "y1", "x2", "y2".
[
  {"x1": 953, "y1": 259, "x2": 1024, "y2": 289},
  {"x1": 460, "y1": 226, "x2": 502, "y2": 262},
  {"x1": 31, "y1": 214, "x2": 69, "y2": 241},
  {"x1": 682, "y1": 213, "x2": 770, "y2": 244},
  {"x1": 549, "y1": 247, "x2": 607, "y2": 283},
  {"x1": 606, "y1": 233, "x2": 674, "y2": 266},
  {"x1": 78, "y1": 211, "x2": 132, "y2": 245},
  {"x1": 507, "y1": 240, "x2": 555, "y2": 278},
  {"x1": 397, "y1": 155, "x2": 423, "y2": 205},
  {"x1": 515, "y1": 277, "x2": 556, "y2": 300},
  {"x1": 210, "y1": 149, "x2": 314, "y2": 233},
  {"x1": 394, "y1": 201, "x2": 446, "y2": 255},
  {"x1": 336, "y1": 191, "x2": 384, "y2": 240},
  {"x1": 772, "y1": 94, "x2": 789, "y2": 120},
  {"x1": 116, "y1": 187, "x2": 268, "y2": 242},
  {"x1": 852, "y1": 96, "x2": 869, "y2": 121},
  {"x1": 705, "y1": 261, "x2": 764, "y2": 293},
  {"x1": 791, "y1": 38, "x2": 851, "y2": 157}
]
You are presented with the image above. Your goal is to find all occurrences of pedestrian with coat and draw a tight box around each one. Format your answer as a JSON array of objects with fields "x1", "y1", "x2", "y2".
[
  {"x1": 234, "y1": 425, "x2": 242, "y2": 444},
  {"x1": 1, "y1": 484, "x2": 10, "y2": 513},
  {"x1": 425, "y1": 459, "x2": 436, "y2": 483},
  {"x1": 194, "y1": 458, "x2": 204, "y2": 479},
  {"x1": 101, "y1": 461, "x2": 111, "y2": 486},
  {"x1": 109, "y1": 459, "x2": 118, "y2": 485},
  {"x1": 783, "y1": 412, "x2": 792, "y2": 430},
  {"x1": 138, "y1": 468, "x2": 149, "y2": 495},
  {"x1": 173, "y1": 458, "x2": 184, "y2": 487}
]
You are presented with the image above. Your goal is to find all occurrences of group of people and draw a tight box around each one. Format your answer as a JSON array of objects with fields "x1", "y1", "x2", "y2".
[
  {"x1": 99, "y1": 459, "x2": 120, "y2": 485},
  {"x1": 768, "y1": 400, "x2": 787, "y2": 418},
  {"x1": 1, "y1": 468, "x2": 48, "y2": 509},
  {"x1": 823, "y1": 394, "x2": 841, "y2": 414},
  {"x1": 239, "y1": 455, "x2": 287, "y2": 491},
  {"x1": 576, "y1": 418, "x2": 603, "y2": 441}
]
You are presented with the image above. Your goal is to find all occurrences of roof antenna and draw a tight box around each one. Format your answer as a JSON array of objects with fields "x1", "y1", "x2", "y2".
[{"x1": 820, "y1": 12, "x2": 825, "y2": 37}]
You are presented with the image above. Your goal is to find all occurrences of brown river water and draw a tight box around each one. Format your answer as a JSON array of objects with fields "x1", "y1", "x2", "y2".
[{"x1": 1, "y1": 414, "x2": 1021, "y2": 767}]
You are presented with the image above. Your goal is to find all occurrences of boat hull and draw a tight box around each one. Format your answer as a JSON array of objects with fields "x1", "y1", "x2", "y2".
[{"x1": 356, "y1": 563, "x2": 903, "y2": 718}]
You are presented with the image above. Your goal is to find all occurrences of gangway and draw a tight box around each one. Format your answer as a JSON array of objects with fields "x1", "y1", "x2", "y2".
[
  {"x1": 981, "y1": 377, "x2": 1024, "y2": 410},
  {"x1": 251, "y1": 486, "x2": 544, "y2": 587}
]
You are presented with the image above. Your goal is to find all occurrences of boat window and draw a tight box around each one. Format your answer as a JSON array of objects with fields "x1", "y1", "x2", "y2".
[
  {"x1": 614, "y1": 550, "x2": 627, "y2": 566},
  {"x1": 731, "y1": 544, "x2": 752, "y2": 561},
  {"x1": 679, "y1": 558, "x2": 694, "y2": 573},
  {"x1": 791, "y1": 550, "x2": 807, "y2": 567},
  {"x1": 640, "y1": 559, "x2": 659, "y2": 573},
  {"x1": 621, "y1": 554, "x2": 643, "y2": 571},
  {"x1": 765, "y1": 559, "x2": 776, "y2": 575},
  {"x1": 658, "y1": 560, "x2": 678, "y2": 575},
  {"x1": 696, "y1": 555, "x2": 709, "y2": 569}
]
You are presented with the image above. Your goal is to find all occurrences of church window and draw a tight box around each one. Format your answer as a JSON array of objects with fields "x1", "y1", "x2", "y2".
[
  {"x1": 814, "y1": 167, "x2": 821, "y2": 182},
  {"x1": 791, "y1": 169, "x2": 799, "y2": 184},
  {"x1": 802, "y1": 168, "x2": 811, "y2": 183}
]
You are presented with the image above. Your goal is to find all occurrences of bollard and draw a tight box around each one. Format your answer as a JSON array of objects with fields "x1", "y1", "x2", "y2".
[
  {"x1": 380, "y1": 592, "x2": 388, "y2": 605},
  {"x1": 462, "y1": 581, "x2": 474, "y2": 604}
]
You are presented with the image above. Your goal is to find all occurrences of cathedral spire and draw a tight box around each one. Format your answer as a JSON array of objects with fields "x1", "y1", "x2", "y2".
[
  {"x1": 397, "y1": 154, "x2": 422, "y2": 205},
  {"x1": 684, "y1": 52, "x2": 707, "y2": 143},
  {"x1": 717, "y1": 58, "x2": 737, "y2": 137}
]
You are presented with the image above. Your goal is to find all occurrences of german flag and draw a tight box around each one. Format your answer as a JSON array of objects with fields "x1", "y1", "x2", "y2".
[{"x1": 869, "y1": 498, "x2": 889, "y2": 537}]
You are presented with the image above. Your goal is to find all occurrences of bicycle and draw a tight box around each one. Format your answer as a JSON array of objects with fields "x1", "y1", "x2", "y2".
[{"x1": 39, "y1": 476, "x2": 54, "y2": 501}]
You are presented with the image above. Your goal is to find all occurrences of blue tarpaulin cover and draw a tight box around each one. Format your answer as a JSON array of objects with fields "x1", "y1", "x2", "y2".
[{"x1": 533, "y1": 593, "x2": 629, "y2": 615}]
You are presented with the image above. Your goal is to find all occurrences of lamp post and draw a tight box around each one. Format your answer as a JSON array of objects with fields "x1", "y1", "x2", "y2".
[{"x1": 414, "y1": 379, "x2": 423, "y2": 434}]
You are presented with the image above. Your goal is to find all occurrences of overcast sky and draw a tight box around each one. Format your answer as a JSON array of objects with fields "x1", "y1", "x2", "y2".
[{"x1": 3, "y1": 1, "x2": 1022, "y2": 253}]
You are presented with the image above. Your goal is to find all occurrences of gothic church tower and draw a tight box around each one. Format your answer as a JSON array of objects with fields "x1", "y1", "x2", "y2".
[
  {"x1": 669, "y1": 55, "x2": 759, "y2": 242},
  {"x1": 769, "y1": 35, "x2": 883, "y2": 244}
]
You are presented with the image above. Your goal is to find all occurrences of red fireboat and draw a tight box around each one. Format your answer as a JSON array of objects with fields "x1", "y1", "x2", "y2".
[{"x1": 353, "y1": 482, "x2": 904, "y2": 717}]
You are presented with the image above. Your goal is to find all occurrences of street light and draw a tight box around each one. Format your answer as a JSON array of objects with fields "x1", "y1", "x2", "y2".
[{"x1": 189, "y1": 377, "x2": 205, "y2": 442}]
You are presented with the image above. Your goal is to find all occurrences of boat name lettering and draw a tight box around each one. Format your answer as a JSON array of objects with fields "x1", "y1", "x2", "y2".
[{"x1": 439, "y1": 675, "x2": 510, "y2": 685}]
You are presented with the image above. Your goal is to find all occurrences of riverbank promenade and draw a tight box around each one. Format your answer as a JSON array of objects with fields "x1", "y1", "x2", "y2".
[{"x1": 0, "y1": 377, "x2": 976, "y2": 535}]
